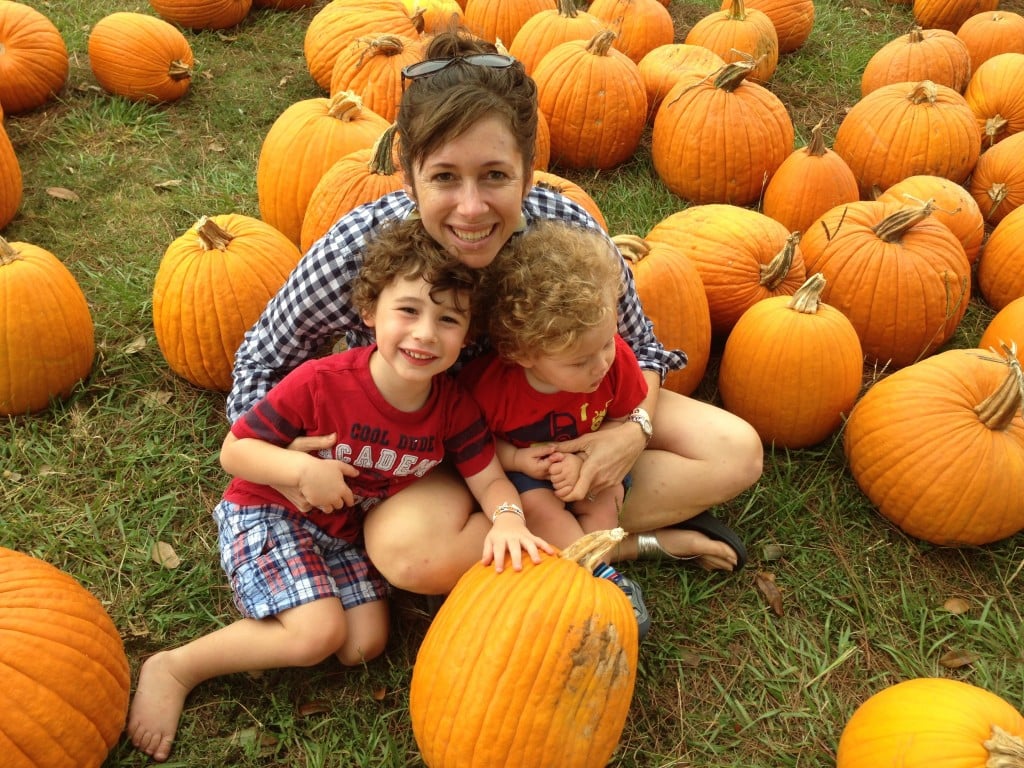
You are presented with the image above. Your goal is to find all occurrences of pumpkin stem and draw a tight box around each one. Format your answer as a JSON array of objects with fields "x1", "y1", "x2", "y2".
[
  {"x1": 725, "y1": 0, "x2": 747, "y2": 20},
  {"x1": 872, "y1": 200, "x2": 936, "y2": 242},
  {"x1": 983, "y1": 182, "x2": 1008, "y2": 221},
  {"x1": 907, "y1": 80, "x2": 939, "y2": 104},
  {"x1": 369, "y1": 124, "x2": 399, "y2": 176},
  {"x1": 984, "y1": 724, "x2": 1024, "y2": 767},
  {"x1": 328, "y1": 90, "x2": 367, "y2": 121},
  {"x1": 973, "y1": 343, "x2": 1023, "y2": 431},
  {"x1": 357, "y1": 35, "x2": 407, "y2": 67},
  {"x1": 907, "y1": 26, "x2": 924, "y2": 43},
  {"x1": 712, "y1": 60, "x2": 757, "y2": 92},
  {"x1": 169, "y1": 60, "x2": 193, "y2": 81},
  {"x1": 556, "y1": 0, "x2": 580, "y2": 18},
  {"x1": 759, "y1": 231, "x2": 801, "y2": 290},
  {"x1": 561, "y1": 528, "x2": 627, "y2": 572},
  {"x1": 983, "y1": 114, "x2": 1009, "y2": 148},
  {"x1": 787, "y1": 273, "x2": 826, "y2": 314},
  {"x1": 805, "y1": 119, "x2": 827, "y2": 157},
  {"x1": 587, "y1": 30, "x2": 618, "y2": 57},
  {"x1": 0, "y1": 236, "x2": 20, "y2": 265},
  {"x1": 194, "y1": 216, "x2": 236, "y2": 251},
  {"x1": 611, "y1": 234, "x2": 650, "y2": 264}
]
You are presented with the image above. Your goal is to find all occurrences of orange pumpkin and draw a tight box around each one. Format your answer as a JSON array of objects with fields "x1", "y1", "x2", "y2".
[
  {"x1": 257, "y1": 91, "x2": 390, "y2": 245},
  {"x1": 686, "y1": 0, "x2": 779, "y2": 84},
  {"x1": 252, "y1": 0, "x2": 316, "y2": 7},
  {"x1": 719, "y1": 273, "x2": 863, "y2": 448},
  {"x1": 149, "y1": 0, "x2": 252, "y2": 29},
  {"x1": 0, "y1": 547, "x2": 130, "y2": 768},
  {"x1": 329, "y1": 34, "x2": 422, "y2": 122},
  {"x1": 837, "y1": 678, "x2": 1024, "y2": 768},
  {"x1": 979, "y1": 295, "x2": 1024, "y2": 352},
  {"x1": 301, "y1": 125, "x2": 405, "y2": 252},
  {"x1": 400, "y1": 0, "x2": 463, "y2": 33},
  {"x1": 844, "y1": 345, "x2": 1024, "y2": 545},
  {"x1": 800, "y1": 200, "x2": 971, "y2": 368},
  {"x1": 0, "y1": 118, "x2": 21, "y2": 230},
  {"x1": 976, "y1": 203, "x2": 1024, "y2": 311},
  {"x1": 87, "y1": 12, "x2": 194, "y2": 104},
  {"x1": 956, "y1": 10, "x2": 1024, "y2": 72},
  {"x1": 0, "y1": 237, "x2": 95, "y2": 416},
  {"x1": 913, "y1": 0, "x2": 999, "y2": 32},
  {"x1": 587, "y1": 0, "x2": 675, "y2": 64},
  {"x1": 763, "y1": 119, "x2": 860, "y2": 237},
  {"x1": 0, "y1": 1, "x2": 69, "y2": 114},
  {"x1": 410, "y1": 529, "x2": 638, "y2": 768},
  {"x1": 720, "y1": 0, "x2": 814, "y2": 54},
  {"x1": 964, "y1": 52, "x2": 1024, "y2": 148},
  {"x1": 875, "y1": 173, "x2": 985, "y2": 264},
  {"x1": 508, "y1": 0, "x2": 604, "y2": 76},
  {"x1": 462, "y1": 0, "x2": 554, "y2": 47},
  {"x1": 833, "y1": 80, "x2": 981, "y2": 198},
  {"x1": 531, "y1": 169, "x2": 607, "y2": 230},
  {"x1": 645, "y1": 204, "x2": 806, "y2": 337},
  {"x1": 153, "y1": 215, "x2": 303, "y2": 391},
  {"x1": 614, "y1": 234, "x2": 711, "y2": 395},
  {"x1": 968, "y1": 130, "x2": 1024, "y2": 226},
  {"x1": 651, "y1": 61, "x2": 794, "y2": 206},
  {"x1": 637, "y1": 43, "x2": 724, "y2": 122},
  {"x1": 860, "y1": 27, "x2": 972, "y2": 96},
  {"x1": 533, "y1": 30, "x2": 647, "y2": 170}
]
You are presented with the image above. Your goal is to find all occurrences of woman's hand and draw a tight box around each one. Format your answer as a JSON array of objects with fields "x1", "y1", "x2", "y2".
[
  {"x1": 554, "y1": 421, "x2": 645, "y2": 502},
  {"x1": 481, "y1": 515, "x2": 553, "y2": 573}
]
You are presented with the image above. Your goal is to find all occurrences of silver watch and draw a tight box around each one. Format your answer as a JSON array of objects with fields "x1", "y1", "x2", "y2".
[{"x1": 627, "y1": 407, "x2": 653, "y2": 443}]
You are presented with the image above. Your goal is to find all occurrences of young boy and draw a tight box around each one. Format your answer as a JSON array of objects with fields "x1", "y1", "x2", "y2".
[
  {"x1": 127, "y1": 218, "x2": 552, "y2": 763},
  {"x1": 458, "y1": 220, "x2": 653, "y2": 637}
]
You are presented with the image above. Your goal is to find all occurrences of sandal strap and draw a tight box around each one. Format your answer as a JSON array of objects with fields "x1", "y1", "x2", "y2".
[{"x1": 634, "y1": 532, "x2": 699, "y2": 561}]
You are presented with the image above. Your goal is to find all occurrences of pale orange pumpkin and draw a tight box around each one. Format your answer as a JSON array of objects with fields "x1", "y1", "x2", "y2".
[
  {"x1": 1, "y1": 237, "x2": 95, "y2": 416},
  {"x1": 844, "y1": 345, "x2": 1024, "y2": 545},
  {"x1": 860, "y1": 27, "x2": 972, "y2": 96},
  {"x1": 719, "y1": 273, "x2": 864, "y2": 449},
  {"x1": 153, "y1": 215, "x2": 303, "y2": 391},
  {"x1": 0, "y1": 1, "x2": 69, "y2": 114},
  {"x1": 686, "y1": 0, "x2": 779, "y2": 84},
  {"x1": 979, "y1": 295, "x2": 1024, "y2": 352},
  {"x1": 976, "y1": 202, "x2": 1024, "y2": 311},
  {"x1": 956, "y1": 10, "x2": 1024, "y2": 72}
]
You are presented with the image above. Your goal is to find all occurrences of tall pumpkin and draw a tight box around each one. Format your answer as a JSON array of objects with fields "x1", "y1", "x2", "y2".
[
  {"x1": 800, "y1": 200, "x2": 971, "y2": 368},
  {"x1": 256, "y1": 91, "x2": 389, "y2": 245},
  {"x1": 0, "y1": 238, "x2": 95, "y2": 416},
  {"x1": 860, "y1": 27, "x2": 972, "y2": 97},
  {"x1": 87, "y1": 12, "x2": 194, "y2": 104},
  {"x1": 0, "y1": 1, "x2": 69, "y2": 114},
  {"x1": 0, "y1": 548, "x2": 130, "y2": 768},
  {"x1": 976, "y1": 202, "x2": 1024, "y2": 311},
  {"x1": 979, "y1": 295, "x2": 1024, "y2": 352},
  {"x1": 837, "y1": 678, "x2": 1024, "y2": 768},
  {"x1": 963, "y1": 52, "x2": 1024, "y2": 147},
  {"x1": 152, "y1": 215, "x2": 303, "y2": 391},
  {"x1": 0, "y1": 118, "x2": 21, "y2": 230},
  {"x1": 614, "y1": 234, "x2": 711, "y2": 395},
  {"x1": 967, "y1": 130, "x2": 1024, "y2": 225},
  {"x1": 719, "y1": 274, "x2": 864, "y2": 449},
  {"x1": 410, "y1": 529, "x2": 638, "y2": 768},
  {"x1": 685, "y1": 0, "x2": 779, "y2": 84},
  {"x1": 844, "y1": 345, "x2": 1024, "y2": 546},
  {"x1": 651, "y1": 61, "x2": 794, "y2": 206},
  {"x1": 834, "y1": 79, "x2": 982, "y2": 198},
  {"x1": 533, "y1": 30, "x2": 647, "y2": 170},
  {"x1": 149, "y1": 0, "x2": 252, "y2": 29},
  {"x1": 645, "y1": 204, "x2": 806, "y2": 337}
]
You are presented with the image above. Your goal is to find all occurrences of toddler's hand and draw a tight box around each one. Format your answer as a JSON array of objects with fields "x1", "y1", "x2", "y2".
[{"x1": 481, "y1": 515, "x2": 554, "y2": 573}]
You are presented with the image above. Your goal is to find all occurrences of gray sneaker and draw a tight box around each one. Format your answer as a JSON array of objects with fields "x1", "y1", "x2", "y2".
[{"x1": 616, "y1": 575, "x2": 651, "y2": 641}]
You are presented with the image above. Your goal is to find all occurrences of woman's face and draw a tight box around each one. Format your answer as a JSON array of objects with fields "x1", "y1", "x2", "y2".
[{"x1": 404, "y1": 116, "x2": 532, "y2": 270}]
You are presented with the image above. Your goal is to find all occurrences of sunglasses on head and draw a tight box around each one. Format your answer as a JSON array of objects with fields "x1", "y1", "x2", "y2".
[{"x1": 401, "y1": 54, "x2": 518, "y2": 87}]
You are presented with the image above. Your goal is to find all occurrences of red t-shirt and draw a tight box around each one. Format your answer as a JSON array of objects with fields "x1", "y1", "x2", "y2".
[
  {"x1": 226, "y1": 345, "x2": 495, "y2": 541},
  {"x1": 458, "y1": 335, "x2": 648, "y2": 447}
]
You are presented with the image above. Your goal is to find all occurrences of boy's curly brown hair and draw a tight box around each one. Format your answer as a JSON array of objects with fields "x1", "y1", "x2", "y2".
[
  {"x1": 485, "y1": 220, "x2": 624, "y2": 362},
  {"x1": 354, "y1": 218, "x2": 485, "y2": 337}
]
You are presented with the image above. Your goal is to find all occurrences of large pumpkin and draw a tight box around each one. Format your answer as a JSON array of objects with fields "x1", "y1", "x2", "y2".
[
  {"x1": 508, "y1": 0, "x2": 604, "y2": 76},
  {"x1": 956, "y1": 10, "x2": 1024, "y2": 72},
  {"x1": 837, "y1": 678, "x2": 1024, "y2": 768},
  {"x1": 844, "y1": 345, "x2": 1024, "y2": 545},
  {"x1": 0, "y1": 547, "x2": 130, "y2": 768},
  {"x1": 686, "y1": 0, "x2": 779, "y2": 83},
  {"x1": 860, "y1": 27, "x2": 971, "y2": 96},
  {"x1": 967, "y1": 130, "x2": 1024, "y2": 226},
  {"x1": 462, "y1": 0, "x2": 552, "y2": 47},
  {"x1": 152, "y1": 214, "x2": 302, "y2": 391},
  {"x1": 0, "y1": 118, "x2": 21, "y2": 230},
  {"x1": 720, "y1": 0, "x2": 814, "y2": 54},
  {"x1": 410, "y1": 529, "x2": 638, "y2": 768},
  {"x1": 87, "y1": 12, "x2": 194, "y2": 104},
  {"x1": 719, "y1": 273, "x2": 864, "y2": 449},
  {"x1": 979, "y1": 295, "x2": 1024, "y2": 352},
  {"x1": 913, "y1": 0, "x2": 999, "y2": 32},
  {"x1": 149, "y1": 0, "x2": 252, "y2": 29},
  {"x1": 0, "y1": 1, "x2": 69, "y2": 114},
  {"x1": 587, "y1": 0, "x2": 675, "y2": 64},
  {"x1": 0, "y1": 237, "x2": 95, "y2": 416},
  {"x1": 637, "y1": 43, "x2": 724, "y2": 122},
  {"x1": 328, "y1": 34, "x2": 422, "y2": 123},
  {"x1": 614, "y1": 233, "x2": 711, "y2": 395},
  {"x1": 834, "y1": 79, "x2": 981, "y2": 198}
]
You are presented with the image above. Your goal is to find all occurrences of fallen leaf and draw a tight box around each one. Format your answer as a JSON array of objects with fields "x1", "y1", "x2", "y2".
[
  {"x1": 151, "y1": 541, "x2": 181, "y2": 569},
  {"x1": 124, "y1": 334, "x2": 147, "y2": 354},
  {"x1": 675, "y1": 649, "x2": 702, "y2": 668},
  {"x1": 938, "y1": 649, "x2": 979, "y2": 669},
  {"x1": 754, "y1": 570, "x2": 784, "y2": 617},
  {"x1": 372, "y1": 686, "x2": 387, "y2": 701},
  {"x1": 143, "y1": 390, "x2": 173, "y2": 407},
  {"x1": 46, "y1": 187, "x2": 80, "y2": 202},
  {"x1": 154, "y1": 179, "x2": 184, "y2": 191},
  {"x1": 761, "y1": 543, "x2": 784, "y2": 561},
  {"x1": 208, "y1": 141, "x2": 226, "y2": 153},
  {"x1": 3, "y1": 469, "x2": 24, "y2": 483},
  {"x1": 297, "y1": 700, "x2": 330, "y2": 717},
  {"x1": 943, "y1": 597, "x2": 971, "y2": 615}
]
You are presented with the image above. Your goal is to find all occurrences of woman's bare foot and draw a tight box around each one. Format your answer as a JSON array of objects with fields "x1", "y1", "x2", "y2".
[
  {"x1": 126, "y1": 651, "x2": 192, "y2": 762},
  {"x1": 651, "y1": 528, "x2": 739, "y2": 571}
]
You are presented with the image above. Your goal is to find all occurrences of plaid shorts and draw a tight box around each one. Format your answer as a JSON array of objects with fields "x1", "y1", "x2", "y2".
[{"x1": 213, "y1": 500, "x2": 389, "y2": 619}]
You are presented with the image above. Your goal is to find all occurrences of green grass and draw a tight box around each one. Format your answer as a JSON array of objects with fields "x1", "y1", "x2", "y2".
[{"x1": 3, "y1": 1, "x2": 1023, "y2": 766}]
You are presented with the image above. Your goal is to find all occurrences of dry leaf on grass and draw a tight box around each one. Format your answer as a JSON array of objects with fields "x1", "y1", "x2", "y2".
[
  {"x1": 46, "y1": 187, "x2": 80, "y2": 202},
  {"x1": 151, "y1": 541, "x2": 181, "y2": 569},
  {"x1": 755, "y1": 570, "x2": 785, "y2": 617},
  {"x1": 942, "y1": 597, "x2": 971, "y2": 615},
  {"x1": 938, "y1": 649, "x2": 979, "y2": 669}
]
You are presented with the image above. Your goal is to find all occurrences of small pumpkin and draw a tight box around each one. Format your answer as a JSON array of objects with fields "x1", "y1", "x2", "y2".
[
  {"x1": 0, "y1": 548, "x2": 131, "y2": 768},
  {"x1": 860, "y1": 27, "x2": 972, "y2": 96},
  {"x1": 149, "y1": 0, "x2": 252, "y2": 29},
  {"x1": 976, "y1": 202, "x2": 1024, "y2": 311},
  {"x1": 328, "y1": 34, "x2": 422, "y2": 122},
  {"x1": 637, "y1": 43, "x2": 724, "y2": 122},
  {"x1": 152, "y1": 214, "x2": 303, "y2": 391},
  {"x1": 614, "y1": 233, "x2": 711, "y2": 396},
  {"x1": 508, "y1": 0, "x2": 604, "y2": 76},
  {"x1": 531, "y1": 169, "x2": 607, "y2": 230},
  {"x1": 719, "y1": 273, "x2": 864, "y2": 449},
  {"x1": 968, "y1": 130, "x2": 1024, "y2": 226},
  {"x1": 462, "y1": 0, "x2": 553, "y2": 47},
  {"x1": 913, "y1": 0, "x2": 999, "y2": 32},
  {"x1": 956, "y1": 10, "x2": 1024, "y2": 72},
  {"x1": 0, "y1": 237, "x2": 95, "y2": 416},
  {"x1": 844, "y1": 344, "x2": 1024, "y2": 546},
  {"x1": 0, "y1": 118, "x2": 21, "y2": 229},
  {"x1": 87, "y1": 12, "x2": 194, "y2": 104},
  {"x1": 410, "y1": 529, "x2": 638, "y2": 768},
  {"x1": 686, "y1": 0, "x2": 779, "y2": 84},
  {"x1": 963, "y1": 52, "x2": 1024, "y2": 147},
  {"x1": 0, "y1": 1, "x2": 69, "y2": 114},
  {"x1": 587, "y1": 0, "x2": 675, "y2": 64},
  {"x1": 720, "y1": 0, "x2": 814, "y2": 54},
  {"x1": 837, "y1": 678, "x2": 1024, "y2": 768}
]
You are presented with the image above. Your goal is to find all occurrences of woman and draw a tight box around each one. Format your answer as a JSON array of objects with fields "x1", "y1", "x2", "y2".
[{"x1": 229, "y1": 26, "x2": 763, "y2": 598}]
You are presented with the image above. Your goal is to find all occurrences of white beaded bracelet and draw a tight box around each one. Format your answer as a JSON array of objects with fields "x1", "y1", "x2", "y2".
[{"x1": 491, "y1": 502, "x2": 525, "y2": 523}]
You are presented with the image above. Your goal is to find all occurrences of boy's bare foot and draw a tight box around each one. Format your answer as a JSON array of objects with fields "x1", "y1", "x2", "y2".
[{"x1": 126, "y1": 651, "x2": 191, "y2": 762}]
